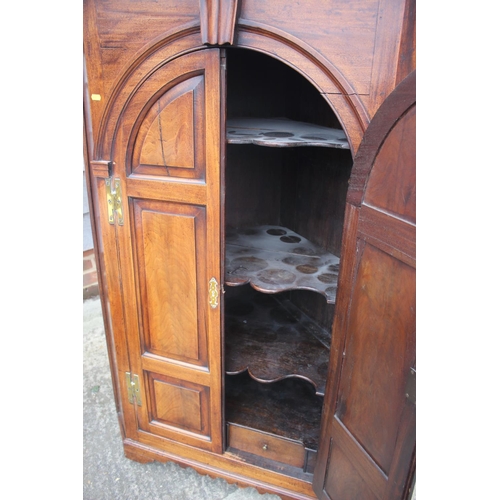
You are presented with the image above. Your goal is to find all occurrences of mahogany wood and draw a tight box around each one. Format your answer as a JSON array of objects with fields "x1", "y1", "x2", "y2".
[
  {"x1": 200, "y1": 0, "x2": 240, "y2": 45},
  {"x1": 280, "y1": 148, "x2": 352, "y2": 257},
  {"x1": 133, "y1": 76, "x2": 203, "y2": 176},
  {"x1": 132, "y1": 199, "x2": 208, "y2": 366},
  {"x1": 94, "y1": 48, "x2": 224, "y2": 453},
  {"x1": 227, "y1": 423, "x2": 305, "y2": 469},
  {"x1": 313, "y1": 71, "x2": 416, "y2": 500},
  {"x1": 84, "y1": 2, "x2": 416, "y2": 497},
  {"x1": 224, "y1": 145, "x2": 283, "y2": 228}
]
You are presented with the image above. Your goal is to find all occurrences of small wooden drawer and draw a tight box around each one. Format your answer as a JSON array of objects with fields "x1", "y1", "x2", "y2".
[{"x1": 227, "y1": 423, "x2": 305, "y2": 469}]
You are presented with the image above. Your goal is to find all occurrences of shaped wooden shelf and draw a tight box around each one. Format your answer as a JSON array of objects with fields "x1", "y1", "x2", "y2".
[
  {"x1": 225, "y1": 371, "x2": 323, "y2": 452},
  {"x1": 225, "y1": 225, "x2": 340, "y2": 304},
  {"x1": 226, "y1": 117, "x2": 350, "y2": 149},
  {"x1": 224, "y1": 286, "x2": 330, "y2": 396}
]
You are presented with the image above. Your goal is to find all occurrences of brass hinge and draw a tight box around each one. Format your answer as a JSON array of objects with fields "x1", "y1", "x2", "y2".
[
  {"x1": 125, "y1": 372, "x2": 142, "y2": 406},
  {"x1": 209, "y1": 277, "x2": 219, "y2": 309},
  {"x1": 105, "y1": 177, "x2": 124, "y2": 226}
]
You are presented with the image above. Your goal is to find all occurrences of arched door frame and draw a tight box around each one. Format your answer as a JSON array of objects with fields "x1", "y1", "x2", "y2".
[{"x1": 95, "y1": 21, "x2": 370, "y2": 161}]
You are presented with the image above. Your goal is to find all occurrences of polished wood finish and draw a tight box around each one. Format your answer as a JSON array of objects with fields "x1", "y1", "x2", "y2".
[
  {"x1": 84, "y1": 0, "x2": 415, "y2": 156},
  {"x1": 132, "y1": 200, "x2": 208, "y2": 365},
  {"x1": 90, "y1": 47, "x2": 224, "y2": 453},
  {"x1": 200, "y1": 0, "x2": 240, "y2": 45},
  {"x1": 228, "y1": 423, "x2": 306, "y2": 469},
  {"x1": 224, "y1": 285, "x2": 331, "y2": 396},
  {"x1": 84, "y1": 1, "x2": 415, "y2": 498},
  {"x1": 133, "y1": 77, "x2": 203, "y2": 175},
  {"x1": 313, "y1": 71, "x2": 416, "y2": 500}
]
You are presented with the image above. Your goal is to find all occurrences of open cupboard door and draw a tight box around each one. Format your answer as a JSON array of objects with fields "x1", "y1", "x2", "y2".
[
  {"x1": 89, "y1": 48, "x2": 224, "y2": 456},
  {"x1": 313, "y1": 71, "x2": 416, "y2": 499}
]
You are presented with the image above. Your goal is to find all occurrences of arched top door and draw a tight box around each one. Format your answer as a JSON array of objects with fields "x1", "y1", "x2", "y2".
[
  {"x1": 313, "y1": 71, "x2": 416, "y2": 500},
  {"x1": 91, "y1": 48, "x2": 225, "y2": 454}
]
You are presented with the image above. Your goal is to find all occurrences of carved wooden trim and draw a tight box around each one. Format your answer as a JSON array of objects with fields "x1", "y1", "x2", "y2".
[
  {"x1": 199, "y1": 0, "x2": 240, "y2": 45},
  {"x1": 97, "y1": 17, "x2": 369, "y2": 158}
]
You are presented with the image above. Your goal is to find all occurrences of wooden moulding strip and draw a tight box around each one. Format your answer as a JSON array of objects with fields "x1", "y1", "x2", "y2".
[{"x1": 125, "y1": 177, "x2": 207, "y2": 206}]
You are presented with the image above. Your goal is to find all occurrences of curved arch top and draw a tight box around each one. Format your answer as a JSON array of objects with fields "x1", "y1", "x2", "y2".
[
  {"x1": 96, "y1": 20, "x2": 370, "y2": 160},
  {"x1": 347, "y1": 70, "x2": 416, "y2": 207}
]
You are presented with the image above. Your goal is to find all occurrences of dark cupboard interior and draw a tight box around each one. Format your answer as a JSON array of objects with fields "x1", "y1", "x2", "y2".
[{"x1": 222, "y1": 48, "x2": 354, "y2": 477}]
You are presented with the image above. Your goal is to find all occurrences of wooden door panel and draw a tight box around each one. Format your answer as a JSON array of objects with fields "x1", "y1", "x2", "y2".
[
  {"x1": 100, "y1": 48, "x2": 223, "y2": 453},
  {"x1": 314, "y1": 71, "x2": 415, "y2": 500},
  {"x1": 145, "y1": 372, "x2": 212, "y2": 441},
  {"x1": 336, "y1": 242, "x2": 415, "y2": 474},
  {"x1": 132, "y1": 199, "x2": 208, "y2": 366},
  {"x1": 133, "y1": 75, "x2": 206, "y2": 178},
  {"x1": 364, "y1": 106, "x2": 416, "y2": 223},
  {"x1": 323, "y1": 441, "x2": 379, "y2": 500}
]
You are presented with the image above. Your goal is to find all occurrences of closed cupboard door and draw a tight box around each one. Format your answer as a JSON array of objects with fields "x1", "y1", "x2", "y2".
[
  {"x1": 313, "y1": 71, "x2": 416, "y2": 499},
  {"x1": 94, "y1": 48, "x2": 224, "y2": 454}
]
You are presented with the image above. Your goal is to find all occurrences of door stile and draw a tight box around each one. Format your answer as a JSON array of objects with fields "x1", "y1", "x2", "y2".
[
  {"x1": 87, "y1": 158, "x2": 142, "y2": 440},
  {"x1": 203, "y1": 47, "x2": 224, "y2": 454},
  {"x1": 107, "y1": 124, "x2": 144, "y2": 441},
  {"x1": 218, "y1": 47, "x2": 228, "y2": 453}
]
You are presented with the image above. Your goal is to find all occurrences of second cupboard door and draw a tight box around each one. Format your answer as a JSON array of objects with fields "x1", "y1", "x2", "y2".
[
  {"x1": 108, "y1": 48, "x2": 224, "y2": 453},
  {"x1": 313, "y1": 71, "x2": 416, "y2": 499}
]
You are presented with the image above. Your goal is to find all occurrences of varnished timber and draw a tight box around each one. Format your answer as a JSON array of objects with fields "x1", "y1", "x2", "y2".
[
  {"x1": 199, "y1": 0, "x2": 240, "y2": 45},
  {"x1": 313, "y1": 71, "x2": 416, "y2": 500},
  {"x1": 85, "y1": 0, "x2": 415, "y2": 159},
  {"x1": 96, "y1": 49, "x2": 224, "y2": 453},
  {"x1": 84, "y1": 2, "x2": 416, "y2": 497}
]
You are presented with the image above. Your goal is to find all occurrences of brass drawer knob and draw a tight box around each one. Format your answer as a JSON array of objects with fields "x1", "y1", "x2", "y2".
[{"x1": 262, "y1": 444, "x2": 268, "y2": 451}]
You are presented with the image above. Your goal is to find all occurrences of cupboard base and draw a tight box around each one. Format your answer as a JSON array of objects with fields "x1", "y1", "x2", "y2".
[{"x1": 122, "y1": 438, "x2": 318, "y2": 500}]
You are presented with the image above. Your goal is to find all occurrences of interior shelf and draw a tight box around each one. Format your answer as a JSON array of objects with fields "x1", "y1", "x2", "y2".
[
  {"x1": 226, "y1": 117, "x2": 350, "y2": 149},
  {"x1": 225, "y1": 286, "x2": 330, "y2": 396},
  {"x1": 225, "y1": 225, "x2": 340, "y2": 304},
  {"x1": 225, "y1": 371, "x2": 323, "y2": 451}
]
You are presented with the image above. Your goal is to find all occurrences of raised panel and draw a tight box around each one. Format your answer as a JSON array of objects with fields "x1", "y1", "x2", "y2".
[
  {"x1": 132, "y1": 75, "x2": 206, "y2": 179},
  {"x1": 336, "y1": 242, "x2": 415, "y2": 474},
  {"x1": 140, "y1": 90, "x2": 195, "y2": 168},
  {"x1": 132, "y1": 199, "x2": 208, "y2": 366},
  {"x1": 323, "y1": 440, "x2": 379, "y2": 500},
  {"x1": 364, "y1": 105, "x2": 416, "y2": 223},
  {"x1": 145, "y1": 372, "x2": 211, "y2": 440}
]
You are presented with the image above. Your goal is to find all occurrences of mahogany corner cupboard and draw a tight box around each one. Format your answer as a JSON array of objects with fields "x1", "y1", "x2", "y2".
[{"x1": 83, "y1": 1, "x2": 416, "y2": 498}]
